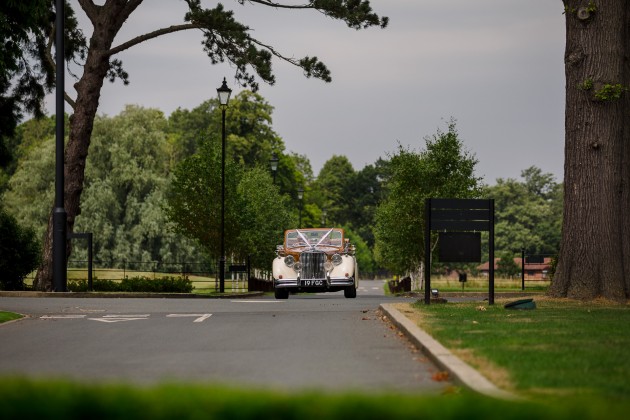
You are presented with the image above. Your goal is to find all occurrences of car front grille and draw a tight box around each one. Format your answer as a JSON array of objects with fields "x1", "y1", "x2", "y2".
[{"x1": 300, "y1": 251, "x2": 326, "y2": 280}]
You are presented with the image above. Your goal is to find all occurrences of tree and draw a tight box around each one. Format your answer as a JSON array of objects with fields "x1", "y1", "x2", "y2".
[
  {"x1": 496, "y1": 251, "x2": 520, "y2": 278},
  {"x1": 1, "y1": 0, "x2": 51, "y2": 141},
  {"x1": 2, "y1": 106, "x2": 208, "y2": 267},
  {"x1": 31, "y1": 0, "x2": 388, "y2": 290},
  {"x1": 166, "y1": 139, "x2": 293, "y2": 268},
  {"x1": 549, "y1": 1, "x2": 629, "y2": 301},
  {"x1": 313, "y1": 155, "x2": 355, "y2": 224},
  {"x1": 374, "y1": 120, "x2": 483, "y2": 275},
  {"x1": 0, "y1": 207, "x2": 40, "y2": 290},
  {"x1": 486, "y1": 167, "x2": 562, "y2": 255}
]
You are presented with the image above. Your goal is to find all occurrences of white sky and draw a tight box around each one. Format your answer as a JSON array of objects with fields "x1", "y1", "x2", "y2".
[{"x1": 48, "y1": 0, "x2": 566, "y2": 185}]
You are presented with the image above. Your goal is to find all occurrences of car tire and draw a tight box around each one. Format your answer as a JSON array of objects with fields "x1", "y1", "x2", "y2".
[
  {"x1": 274, "y1": 288, "x2": 289, "y2": 299},
  {"x1": 344, "y1": 286, "x2": 357, "y2": 299}
]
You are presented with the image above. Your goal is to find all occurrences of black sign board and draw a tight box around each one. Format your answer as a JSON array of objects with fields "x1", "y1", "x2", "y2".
[
  {"x1": 229, "y1": 264, "x2": 247, "y2": 273},
  {"x1": 439, "y1": 232, "x2": 481, "y2": 262},
  {"x1": 425, "y1": 198, "x2": 495, "y2": 305},
  {"x1": 525, "y1": 255, "x2": 544, "y2": 264}
]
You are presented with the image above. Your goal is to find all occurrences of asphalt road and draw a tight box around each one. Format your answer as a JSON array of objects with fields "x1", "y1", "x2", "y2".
[{"x1": 0, "y1": 280, "x2": 449, "y2": 393}]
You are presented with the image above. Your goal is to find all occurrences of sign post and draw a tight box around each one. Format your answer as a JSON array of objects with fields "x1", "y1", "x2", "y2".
[{"x1": 424, "y1": 198, "x2": 495, "y2": 304}]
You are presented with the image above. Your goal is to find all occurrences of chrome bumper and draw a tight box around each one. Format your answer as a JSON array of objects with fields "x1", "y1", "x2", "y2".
[{"x1": 274, "y1": 277, "x2": 355, "y2": 289}]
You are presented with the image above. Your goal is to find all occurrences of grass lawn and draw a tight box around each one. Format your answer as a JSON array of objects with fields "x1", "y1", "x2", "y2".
[
  {"x1": 0, "y1": 311, "x2": 22, "y2": 323},
  {"x1": 404, "y1": 297, "x2": 630, "y2": 400}
]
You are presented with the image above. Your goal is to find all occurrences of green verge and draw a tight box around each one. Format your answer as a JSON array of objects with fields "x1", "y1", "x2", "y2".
[
  {"x1": 409, "y1": 298, "x2": 630, "y2": 400},
  {"x1": 0, "y1": 311, "x2": 22, "y2": 323},
  {"x1": 0, "y1": 378, "x2": 629, "y2": 419}
]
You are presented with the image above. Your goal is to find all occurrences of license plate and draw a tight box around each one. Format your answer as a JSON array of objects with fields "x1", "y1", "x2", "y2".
[{"x1": 301, "y1": 280, "x2": 324, "y2": 287}]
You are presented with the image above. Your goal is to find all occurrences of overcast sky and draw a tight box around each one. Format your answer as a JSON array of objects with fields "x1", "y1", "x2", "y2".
[{"x1": 49, "y1": 0, "x2": 566, "y2": 185}]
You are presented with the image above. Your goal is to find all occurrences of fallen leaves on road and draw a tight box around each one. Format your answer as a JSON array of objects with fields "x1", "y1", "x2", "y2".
[{"x1": 432, "y1": 371, "x2": 450, "y2": 382}]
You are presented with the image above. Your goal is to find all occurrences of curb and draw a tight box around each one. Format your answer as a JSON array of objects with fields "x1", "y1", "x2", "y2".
[
  {"x1": 380, "y1": 303, "x2": 520, "y2": 400},
  {"x1": 0, "y1": 291, "x2": 265, "y2": 299}
]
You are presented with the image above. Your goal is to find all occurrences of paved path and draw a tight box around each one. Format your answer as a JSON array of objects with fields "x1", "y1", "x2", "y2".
[{"x1": 0, "y1": 280, "x2": 450, "y2": 393}]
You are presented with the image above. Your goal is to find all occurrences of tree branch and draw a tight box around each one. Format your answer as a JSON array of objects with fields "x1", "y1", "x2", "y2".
[
  {"x1": 245, "y1": 0, "x2": 313, "y2": 9},
  {"x1": 106, "y1": 23, "x2": 199, "y2": 57}
]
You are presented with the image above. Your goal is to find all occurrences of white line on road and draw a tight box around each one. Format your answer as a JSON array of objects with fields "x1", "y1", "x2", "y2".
[
  {"x1": 40, "y1": 315, "x2": 87, "y2": 319},
  {"x1": 102, "y1": 314, "x2": 150, "y2": 318},
  {"x1": 166, "y1": 314, "x2": 212, "y2": 323}
]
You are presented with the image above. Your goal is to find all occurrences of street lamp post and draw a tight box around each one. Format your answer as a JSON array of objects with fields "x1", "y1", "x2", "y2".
[
  {"x1": 270, "y1": 152, "x2": 279, "y2": 185},
  {"x1": 321, "y1": 208, "x2": 327, "y2": 227},
  {"x1": 53, "y1": 0, "x2": 67, "y2": 292},
  {"x1": 297, "y1": 188, "x2": 304, "y2": 228},
  {"x1": 217, "y1": 78, "x2": 232, "y2": 293}
]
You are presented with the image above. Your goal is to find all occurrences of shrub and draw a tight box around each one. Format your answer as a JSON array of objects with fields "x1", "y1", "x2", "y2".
[
  {"x1": 67, "y1": 276, "x2": 193, "y2": 293},
  {"x1": 0, "y1": 208, "x2": 40, "y2": 290}
]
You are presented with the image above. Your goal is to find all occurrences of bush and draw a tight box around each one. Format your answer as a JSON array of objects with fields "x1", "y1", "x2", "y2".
[
  {"x1": 67, "y1": 276, "x2": 193, "y2": 293},
  {"x1": 0, "y1": 207, "x2": 40, "y2": 290}
]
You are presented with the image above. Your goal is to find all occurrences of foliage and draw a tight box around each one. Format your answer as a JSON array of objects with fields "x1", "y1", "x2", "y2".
[
  {"x1": 0, "y1": 0, "x2": 84, "y2": 177},
  {"x1": 2, "y1": 106, "x2": 208, "y2": 267},
  {"x1": 594, "y1": 83, "x2": 626, "y2": 102},
  {"x1": 166, "y1": 138, "x2": 293, "y2": 269},
  {"x1": 67, "y1": 276, "x2": 193, "y2": 293},
  {"x1": 485, "y1": 166, "x2": 562, "y2": 255},
  {"x1": 374, "y1": 119, "x2": 483, "y2": 274},
  {"x1": 0, "y1": 207, "x2": 40, "y2": 290},
  {"x1": 496, "y1": 252, "x2": 520, "y2": 277},
  {"x1": 2, "y1": 377, "x2": 630, "y2": 420},
  {"x1": 235, "y1": 167, "x2": 296, "y2": 267}
]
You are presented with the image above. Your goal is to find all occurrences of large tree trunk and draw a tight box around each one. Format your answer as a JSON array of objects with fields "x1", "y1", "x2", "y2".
[
  {"x1": 33, "y1": 1, "x2": 134, "y2": 290},
  {"x1": 549, "y1": 0, "x2": 629, "y2": 301}
]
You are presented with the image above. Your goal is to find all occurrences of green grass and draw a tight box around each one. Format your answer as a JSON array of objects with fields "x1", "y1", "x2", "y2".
[
  {"x1": 428, "y1": 276, "x2": 549, "y2": 292},
  {"x1": 1, "y1": 378, "x2": 629, "y2": 419},
  {"x1": 0, "y1": 311, "x2": 22, "y2": 323},
  {"x1": 408, "y1": 298, "x2": 630, "y2": 400}
]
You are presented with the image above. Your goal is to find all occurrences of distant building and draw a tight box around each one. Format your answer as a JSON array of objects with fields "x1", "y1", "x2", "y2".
[{"x1": 477, "y1": 257, "x2": 553, "y2": 280}]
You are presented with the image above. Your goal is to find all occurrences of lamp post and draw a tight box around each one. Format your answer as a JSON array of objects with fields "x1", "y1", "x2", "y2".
[
  {"x1": 53, "y1": 0, "x2": 67, "y2": 292},
  {"x1": 297, "y1": 188, "x2": 304, "y2": 228},
  {"x1": 270, "y1": 152, "x2": 279, "y2": 185},
  {"x1": 217, "y1": 77, "x2": 232, "y2": 293},
  {"x1": 321, "y1": 208, "x2": 327, "y2": 227}
]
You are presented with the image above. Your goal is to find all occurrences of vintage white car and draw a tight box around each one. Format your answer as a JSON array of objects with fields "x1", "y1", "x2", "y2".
[{"x1": 272, "y1": 228, "x2": 358, "y2": 299}]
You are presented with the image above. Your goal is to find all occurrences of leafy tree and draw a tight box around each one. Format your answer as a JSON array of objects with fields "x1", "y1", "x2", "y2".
[
  {"x1": 235, "y1": 167, "x2": 296, "y2": 268},
  {"x1": 312, "y1": 155, "x2": 355, "y2": 224},
  {"x1": 485, "y1": 167, "x2": 562, "y2": 256},
  {"x1": 28, "y1": 0, "x2": 387, "y2": 290},
  {"x1": 2, "y1": 137, "x2": 56, "y2": 241},
  {"x1": 496, "y1": 251, "x2": 520, "y2": 278},
  {"x1": 167, "y1": 91, "x2": 307, "y2": 200},
  {"x1": 552, "y1": 0, "x2": 630, "y2": 301},
  {"x1": 374, "y1": 120, "x2": 483, "y2": 275},
  {"x1": 339, "y1": 159, "x2": 388, "y2": 248},
  {"x1": 166, "y1": 138, "x2": 293, "y2": 268},
  {"x1": 3, "y1": 106, "x2": 208, "y2": 268},
  {"x1": 0, "y1": 207, "x2": 40, "y2": 290}
]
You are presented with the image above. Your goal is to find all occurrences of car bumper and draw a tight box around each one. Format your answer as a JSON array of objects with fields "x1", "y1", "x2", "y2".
[{"x1": 274, "y1": 277, "x2": 355, "y2": 290}]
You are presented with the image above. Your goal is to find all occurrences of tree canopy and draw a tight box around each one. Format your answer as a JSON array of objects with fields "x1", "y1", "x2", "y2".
[{"x1": 374, "y1": 120, "x2": 483, "y2": 275}]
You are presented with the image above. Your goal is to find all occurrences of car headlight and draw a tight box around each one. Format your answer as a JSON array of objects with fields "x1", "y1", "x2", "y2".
[
  {"x1": 332, "y1": 254, "x2": 343, "y2": 266},
  {"x1": 293, "y1": 262, "x2": 302, "y2": 272},
  {"x1": 284, "y1": 255, "x2": 295, "y2": 267},
  {"x1": 324, "y1": 261, "x2": 333, "y2": 272}
]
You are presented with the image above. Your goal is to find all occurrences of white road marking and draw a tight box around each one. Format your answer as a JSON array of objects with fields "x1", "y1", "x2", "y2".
[
  {"x1": 40, "y1": 315, "x2": 87, "y2": 319},
  {"x1": 89, "y1": 314, "x2": 150, "y2": 323},
  {"x1": 166, "y1": 314, "x2": 212, "y2": 323}
]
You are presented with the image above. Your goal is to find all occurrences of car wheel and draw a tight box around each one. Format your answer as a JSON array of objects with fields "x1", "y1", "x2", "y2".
[
  {"x1": 344, "y1": 286, "x2": 357, "y2": 299},
  {"x1": 274, "y1": 288, "x2": 289, "y2": 299}
]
